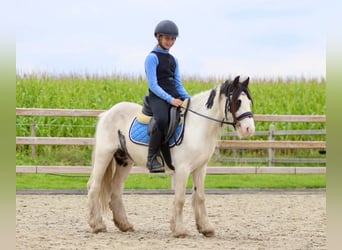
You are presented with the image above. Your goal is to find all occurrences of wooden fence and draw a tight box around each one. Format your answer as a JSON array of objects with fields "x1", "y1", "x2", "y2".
[
  {"x1": 215, "y1": 125, "x2": 326, "y2": 166},
  {"x1": 16, "y1": 108, "x2": 326, "y2": 175}
]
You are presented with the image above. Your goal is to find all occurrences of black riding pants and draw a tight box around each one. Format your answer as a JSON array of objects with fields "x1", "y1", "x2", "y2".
[{"x1": 148, "y1": 93, "x2": 171, "y2": 137}]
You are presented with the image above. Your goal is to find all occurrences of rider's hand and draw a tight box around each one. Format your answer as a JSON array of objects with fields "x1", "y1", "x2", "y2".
[{"x1": 171, "y1": 98, "x2": 183, "y2": 107}]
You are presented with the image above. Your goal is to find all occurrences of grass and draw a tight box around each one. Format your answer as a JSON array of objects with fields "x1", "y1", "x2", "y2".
[{"x1": 16, "y1": 173, "x2": 326, "y2": 190}]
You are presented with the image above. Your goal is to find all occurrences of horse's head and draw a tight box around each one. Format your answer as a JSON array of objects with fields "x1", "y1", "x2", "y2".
[{"x1": 219, "y1": 76, "x2": 255, "y2": 138}]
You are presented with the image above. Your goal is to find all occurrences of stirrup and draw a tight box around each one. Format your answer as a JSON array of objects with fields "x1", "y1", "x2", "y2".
[
  {"x1": 149, "y1": 165, "x2": 164, "y2": 173},
  {"x1": 147, "y1": 155, "x2": 165, "y2": 173}
]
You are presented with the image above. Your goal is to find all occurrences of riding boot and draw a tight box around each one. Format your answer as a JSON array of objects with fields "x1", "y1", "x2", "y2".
[{"x1": 146, "y1": 126, "x2": 164, "y2": 173}]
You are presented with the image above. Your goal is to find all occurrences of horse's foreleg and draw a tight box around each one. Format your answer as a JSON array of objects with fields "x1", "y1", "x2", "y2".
[
  {"x1": 170, "y1": 168, "x2": 190, "y2": 238},
  {"x1": 109, "y1": 163, "x2": 134, "y2": 232},
  {"x1": 192, "y1": 166, "x2": 215, "y2": 237}
]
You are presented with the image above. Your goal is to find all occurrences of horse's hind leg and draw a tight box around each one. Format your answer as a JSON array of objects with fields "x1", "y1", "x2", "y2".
[
  {"x1": 191, "y1": 166, "x2": 215, "y2": 237},
  {"x1": 109, "y1": 152, "x2": 134, "y2": 232},
  {"x1": 87, "y1": 148, "x2": 114, "y2": 233}
]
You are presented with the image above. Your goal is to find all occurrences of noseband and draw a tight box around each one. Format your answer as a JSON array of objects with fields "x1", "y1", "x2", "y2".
[{"x1": 233, "y1": 111, "x2": 254, "y2": 128}]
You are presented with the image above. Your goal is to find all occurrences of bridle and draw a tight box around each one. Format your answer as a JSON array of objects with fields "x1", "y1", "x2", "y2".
[
  {"x1": 181, "y1": 93, "x2": 253, "y2": 129},
  {"x1": 223, "y1": 94, "x2": 254, "y2": 129}
]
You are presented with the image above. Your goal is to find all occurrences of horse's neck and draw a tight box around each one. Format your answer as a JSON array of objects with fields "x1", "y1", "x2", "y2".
[
  {"x1": 190, "y1": 88, "x2": 222, "y2": 118},
  {"x1": 188, "y1": 89, "x2": 223, "y2": 138}
]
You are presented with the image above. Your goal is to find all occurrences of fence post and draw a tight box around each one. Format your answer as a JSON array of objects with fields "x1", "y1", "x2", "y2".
[
  {"x1": 232, "y1": 133, "x2": 237, "y2": 164},
  {"x1": 31, "y1": 121, "x2": 37, "y2": 159},
  {"x1": 214, "y1": 146, "x2": 221, "y2": 162},
  {"x1": 268, "y1": 124, "x2": 275, "y2": 166}
]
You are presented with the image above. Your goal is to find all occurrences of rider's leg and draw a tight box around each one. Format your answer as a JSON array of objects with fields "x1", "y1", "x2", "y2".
[
  {"x1": 147, "y1": 94, "x2": 170, "y2": 173},
  {"x1": 146, "y1": 123, "x2": 164, "y2": 173}
]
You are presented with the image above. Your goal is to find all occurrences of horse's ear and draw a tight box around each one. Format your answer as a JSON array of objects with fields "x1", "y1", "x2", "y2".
[
  {"x1": 241, "y1": 77, "x2": 250, "y2": 88},
  {"x1": 233, "y1": 76, "x2": 240, "y2": 87}
]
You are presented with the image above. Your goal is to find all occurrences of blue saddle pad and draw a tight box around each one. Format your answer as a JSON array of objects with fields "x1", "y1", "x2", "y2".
[{"x1": 129, "y1": 118, "x2": 183, "y2": 147}]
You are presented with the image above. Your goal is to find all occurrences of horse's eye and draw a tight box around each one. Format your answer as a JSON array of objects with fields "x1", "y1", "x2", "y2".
[{"x1": 236, "y1": 100, "x2": 241, "y2": 109}]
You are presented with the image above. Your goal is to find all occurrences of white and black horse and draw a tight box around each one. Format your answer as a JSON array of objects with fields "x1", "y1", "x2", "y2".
[{"x1": 87, "y1": 76, "x2": 255, "y2": 237}]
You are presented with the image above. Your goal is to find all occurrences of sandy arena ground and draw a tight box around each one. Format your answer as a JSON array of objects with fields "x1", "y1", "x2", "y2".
[{"x1": 16, "y1": 190, "x2": 326, "y2": 250}]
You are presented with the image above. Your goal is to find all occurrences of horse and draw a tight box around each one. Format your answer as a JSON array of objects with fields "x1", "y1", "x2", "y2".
[{"x1": 87, "y1": 75, "x2": 255, "y2": 237}]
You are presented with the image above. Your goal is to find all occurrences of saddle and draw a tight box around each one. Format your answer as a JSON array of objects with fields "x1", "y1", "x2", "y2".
[
  {"x1": 136, "y1": 95, "x2": 189, "y2": 142},
  {"x1": 129, "y1": 96, "x2": 189, "y2": 170}
]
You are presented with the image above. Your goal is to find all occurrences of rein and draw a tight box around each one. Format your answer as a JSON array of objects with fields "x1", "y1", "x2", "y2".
[{"x1": 181, "y1": 106, "x2": 253, "y2": 129}]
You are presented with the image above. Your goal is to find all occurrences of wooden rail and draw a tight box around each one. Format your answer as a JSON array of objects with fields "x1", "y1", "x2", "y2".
[
  {"x1": 16, "y1": 137, "x2": 95, "y2": 146},
  {"x1": 15, "y1": 137, "x2": 326, "y2": 149},
  {"x1": 217, "y1": 140, "x2": 326, "y2": 149},
  {"x1": 16, "y1": 108, "x2": 105, "y2": 117},
  {"x1": 16, "y1": 108, "x2": 326, "y2": 122},
  {"x1": 16, "y1": 166, "x2": 326, "y2": 175}
]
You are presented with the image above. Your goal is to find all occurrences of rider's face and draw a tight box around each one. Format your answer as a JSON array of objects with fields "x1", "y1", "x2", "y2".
[{"x1": 157, "y1": 35, "x2": 176, "y2": 50}]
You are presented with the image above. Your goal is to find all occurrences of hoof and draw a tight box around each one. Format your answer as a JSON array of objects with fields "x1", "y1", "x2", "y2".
[
  {"x1": 120, "y1": 226, "x2": 134, "y2": 232},
  {"x1": 201, "y1": 229, "x2": 215, "y2": 237},
  {"x1": 89, "y1": 219, "x2": 107, "y2": 234},
  {"x1": 114, "y1": 220, "x2": 134, "y2": 232},
  {"x1": 197, "y1": 223, "x2": 215, "y2": 237},
  {"x1": 91, "y1": 225, "x2": 107, "y2": 233},
  {"x1": 174, "y1": 232, "x2": 188, "y2": 238},
  {"x1": 173, "y1": 229, "x2": 189, "y2": 238}
]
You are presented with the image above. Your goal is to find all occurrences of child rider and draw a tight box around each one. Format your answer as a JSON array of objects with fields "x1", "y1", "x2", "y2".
[{"x1": 144, "y1": 20, "x2": 191, "y2": 173}]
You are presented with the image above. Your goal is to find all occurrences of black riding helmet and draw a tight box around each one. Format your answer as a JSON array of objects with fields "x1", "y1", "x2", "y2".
[{"x1": 154, "y1": 20, "x2": 179, "y2": 37}]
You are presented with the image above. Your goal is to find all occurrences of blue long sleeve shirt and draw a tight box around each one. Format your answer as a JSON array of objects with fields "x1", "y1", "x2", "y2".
[{"x1": 145, "y1": 46, "x2": 191, "y2": 104}]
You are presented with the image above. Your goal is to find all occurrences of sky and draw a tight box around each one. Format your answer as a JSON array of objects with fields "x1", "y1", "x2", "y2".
[{"x1": 16, "y1": 0, "x2": 326, "y2": 80}]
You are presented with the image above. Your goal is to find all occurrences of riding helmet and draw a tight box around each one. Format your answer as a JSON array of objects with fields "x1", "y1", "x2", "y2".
[{"x1": 154, "y1": 20, "x2": 179, "y2": 37}]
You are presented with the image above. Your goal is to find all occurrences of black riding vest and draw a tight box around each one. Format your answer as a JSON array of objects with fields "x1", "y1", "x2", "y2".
[{"x1": 150, "y1": 51, "x2": 179, "y2": 98}]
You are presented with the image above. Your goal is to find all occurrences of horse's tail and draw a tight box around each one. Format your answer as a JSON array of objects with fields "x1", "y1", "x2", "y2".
[{"x1": 98, "y1": 158, "x2": 115, "y2": 213}]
